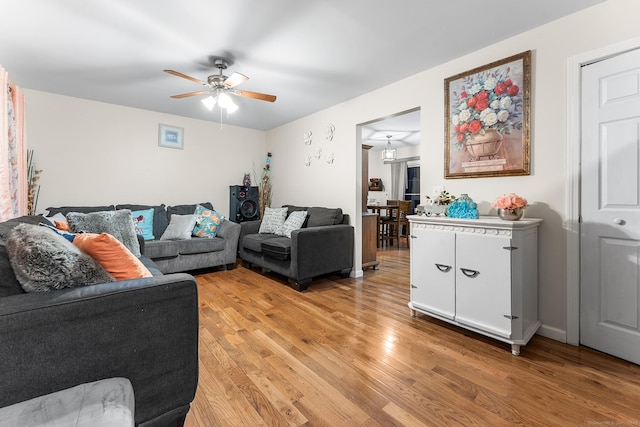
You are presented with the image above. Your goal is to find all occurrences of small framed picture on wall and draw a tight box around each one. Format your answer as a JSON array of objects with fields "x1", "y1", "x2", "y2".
[{"x1": 158, "y1": 124, "x2": 184, "y2": 149}]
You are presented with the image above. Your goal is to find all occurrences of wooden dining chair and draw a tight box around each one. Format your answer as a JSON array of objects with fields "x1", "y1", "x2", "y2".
[
  {"x1": 381, "y1": 200, "x2": 411, "y2": 248},
  {"x1": 378, "y1": 200, "x2": 399, "y2": 246},
  {"x1": 380, "y1": 200, "x2": 398, "y2": 219}
]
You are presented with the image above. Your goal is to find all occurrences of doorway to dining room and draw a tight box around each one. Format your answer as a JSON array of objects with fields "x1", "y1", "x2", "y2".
[
  {"x1": 359, "y1": 108, "x2": 421, "y2": 258},
  {"x1": 361, "y1": 108, "x2": 421, "y2": 210}
]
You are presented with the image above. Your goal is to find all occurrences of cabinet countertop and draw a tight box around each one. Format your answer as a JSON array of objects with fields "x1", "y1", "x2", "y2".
[{"x1": 408, "y1": 215, "x2": 542, "y2": 230}]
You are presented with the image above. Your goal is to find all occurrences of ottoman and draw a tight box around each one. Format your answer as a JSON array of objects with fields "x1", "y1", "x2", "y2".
[{"x1": 0, "y1": 377, "x2": 134, "y2": 427}]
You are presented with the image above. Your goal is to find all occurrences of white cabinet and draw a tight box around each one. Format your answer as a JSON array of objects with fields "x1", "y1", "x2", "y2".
[{"x1": 408, "y1": 215, "x2": 542, "y2": 355}]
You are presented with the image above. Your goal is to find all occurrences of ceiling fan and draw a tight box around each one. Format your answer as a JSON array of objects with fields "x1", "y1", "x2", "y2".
[{"x1": 164, "y1": 58, "x2": 277, "y2": 104}]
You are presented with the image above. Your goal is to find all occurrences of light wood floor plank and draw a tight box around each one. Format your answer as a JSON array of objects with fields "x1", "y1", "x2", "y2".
[{"x1": 184, "y1": 247, "x2": 640, "y2": 426}]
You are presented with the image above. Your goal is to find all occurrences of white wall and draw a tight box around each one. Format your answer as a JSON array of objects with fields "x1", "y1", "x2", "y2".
[
  {"x1": 266, "y1": 0, "x2": 640, "y2": 339},
  {"x1": 368, "y1": 151, "x2": 390, "y2": 193},
  {"x1": 25, "y1": 90, "x2": 266, "y2": 217}
]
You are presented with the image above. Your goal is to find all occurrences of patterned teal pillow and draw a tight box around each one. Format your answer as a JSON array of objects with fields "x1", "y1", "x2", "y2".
[
  {"x1": 192, "y1": 205, "x2": 224, "y2": 238},
  {"x1": 131, "y1": 208, "x2": 155, "y2": 240}
]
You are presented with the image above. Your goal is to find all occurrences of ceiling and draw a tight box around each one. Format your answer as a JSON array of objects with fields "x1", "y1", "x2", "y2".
[
  {"x1": 361, "y1": 109, "x2": 421, "y2": 151},
  {"x1": 1, "y1": 0, "x2": 604, "y2": 131}
]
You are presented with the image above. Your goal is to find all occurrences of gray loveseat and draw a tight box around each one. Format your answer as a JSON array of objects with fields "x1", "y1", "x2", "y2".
[
  {"x1": 238, "y1": 205, "x2": 354, "y2": 291},
  {"x1": 0, "y1": 215, "x2": 198, "y2": 427},
  {"x1": 46, "y1": 202, "x2": 241, "y2": 274}
]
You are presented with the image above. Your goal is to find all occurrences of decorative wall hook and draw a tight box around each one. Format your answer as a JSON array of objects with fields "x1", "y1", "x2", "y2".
[
  {"x1": 326, "y1": 152, "x2": 335, "y2": 164},
  {"x1": 303, "y1": 131, "x2": 312, "y2": 145},
  {"x1": 325, "y1": 124, "x2": 335, "y2": 141}
]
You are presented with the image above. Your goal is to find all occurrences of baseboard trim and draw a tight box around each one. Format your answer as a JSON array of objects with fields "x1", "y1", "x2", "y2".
[
  {"x1": 536, "y1": 324, "x2": 568, "y2": 344},
  {"x1": 351, "y1": 269, "x2": 363, "y2": 279}
]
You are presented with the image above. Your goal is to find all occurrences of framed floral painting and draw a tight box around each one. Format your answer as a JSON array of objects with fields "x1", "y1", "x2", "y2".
[{"x1": 444, "y1": 50, "x2": 531, "y2": 178}]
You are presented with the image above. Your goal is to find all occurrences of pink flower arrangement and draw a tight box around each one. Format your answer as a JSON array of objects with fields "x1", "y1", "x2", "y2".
[{"x1": 493, "y1": 193, "x2": 527, "y2": 210}]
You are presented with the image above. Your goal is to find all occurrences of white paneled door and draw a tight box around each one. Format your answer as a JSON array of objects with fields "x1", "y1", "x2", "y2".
[{"x1": 581, "y1": 48, "x2": 640, "y2": 365}]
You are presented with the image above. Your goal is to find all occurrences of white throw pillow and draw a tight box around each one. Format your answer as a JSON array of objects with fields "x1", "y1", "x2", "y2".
[
  {"x1": 258, "y1": 207, "x2": 288, "y2": 234},
  {"x1": 277, "y1": 210, "x2": 307, "y2": 238},
  {"x1": 160, "y1": 214, "x2": 197, "y2": 240}
]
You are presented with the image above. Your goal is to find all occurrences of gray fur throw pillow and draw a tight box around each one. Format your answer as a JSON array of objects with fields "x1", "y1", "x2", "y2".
[
  {"x1": 67, "y1": 209, "x2": 141, "y2": 257},
  {"x1": 6, "y1": 224, "x2": 114, "y2": 293}
]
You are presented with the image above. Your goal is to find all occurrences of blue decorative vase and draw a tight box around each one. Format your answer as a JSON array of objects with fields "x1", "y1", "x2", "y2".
[{"x1": 446, "y1": 194, "x2": 479, "y2": 219}]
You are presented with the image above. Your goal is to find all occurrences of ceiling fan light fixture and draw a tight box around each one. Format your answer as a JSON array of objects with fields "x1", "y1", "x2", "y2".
[
  {"x1": 225, "y1": 101, "x2": 239, "y2": 114},
  {"x1": 217, "y1": 92, "x2": 235, "y2": 109},
  {"x1": 201, "y1": 95, "x2": 216, "y2": 111},
  {"x1": 165, "y1": 60, "x2": 276, "y2": 114},
  {"x1": 201, "y1": 91, "x2": 238, "y2": 113}
]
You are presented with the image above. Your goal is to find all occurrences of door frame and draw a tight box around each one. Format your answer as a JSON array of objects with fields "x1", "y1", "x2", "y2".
[{"x1": 566, "y1": 36, "x2": 640, "y2": 346}]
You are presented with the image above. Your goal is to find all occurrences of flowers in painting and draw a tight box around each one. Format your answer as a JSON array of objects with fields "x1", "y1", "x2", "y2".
[
  {"x1": 493, "y1": 193, "x2": 527, "y2": 210},
  {"x1": 450, "y1": 65, "x2": 523, "y2": 150}
]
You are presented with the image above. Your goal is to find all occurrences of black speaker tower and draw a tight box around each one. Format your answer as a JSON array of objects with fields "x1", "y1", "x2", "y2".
[{"x1": 229, "y1": 185, "x2": 259, "y2": 223}]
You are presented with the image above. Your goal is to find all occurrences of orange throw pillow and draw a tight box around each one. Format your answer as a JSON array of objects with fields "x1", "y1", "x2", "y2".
[
  {"x1": 55, "y1": 220, "x2": 70, "y2": 231},
  {"x1": 73, "y1": 233, "x2": 152, "y2": 281}
]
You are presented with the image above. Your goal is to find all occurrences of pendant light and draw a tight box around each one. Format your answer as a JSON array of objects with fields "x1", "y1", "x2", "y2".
[{"x1": 381, "y1": 135, "x2": 397, "y2": 160}]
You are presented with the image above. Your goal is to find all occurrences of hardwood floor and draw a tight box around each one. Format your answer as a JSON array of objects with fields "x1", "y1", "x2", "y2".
[{"x1": 184, "y1": 247, "x2": 640, "y2": 426}]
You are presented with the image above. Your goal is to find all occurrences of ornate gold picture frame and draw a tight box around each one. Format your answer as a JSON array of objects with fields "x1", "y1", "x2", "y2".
[{"x1": 444, "y1": 50, "x2": 531, "y2": 178}]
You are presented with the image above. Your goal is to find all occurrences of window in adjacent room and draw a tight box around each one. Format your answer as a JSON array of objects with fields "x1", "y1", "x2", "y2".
[{"x1": 405, "y1": 162, "x2": 420, "y2": 212}]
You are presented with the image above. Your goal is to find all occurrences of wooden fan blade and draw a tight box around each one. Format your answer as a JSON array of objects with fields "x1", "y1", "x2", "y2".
[
  {"x1": 233, "y1": 90, "x2": 277, "y2": 102},
  {"x1": 164, "y1": 69, "x2": 208, "y2": 86},
  {"x1": 224, "y1": 72, "x2": 249, "y2": 89},
  {"x1": 170, "y1": 90, "x2": 211, "y2": 99}
]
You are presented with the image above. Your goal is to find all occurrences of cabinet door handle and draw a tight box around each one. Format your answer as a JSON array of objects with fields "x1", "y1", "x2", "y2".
[
  {"x1": 435, "y1": 263, "x2": 452, "y2": 273},
  {"x1": 460, "y1": 268, "x2": 480, "y2": 278}
]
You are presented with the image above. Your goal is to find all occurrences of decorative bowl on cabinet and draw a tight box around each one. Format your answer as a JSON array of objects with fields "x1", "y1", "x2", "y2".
[{"x1": 497, "y1": 208, "x2": 524, "y2": 221}]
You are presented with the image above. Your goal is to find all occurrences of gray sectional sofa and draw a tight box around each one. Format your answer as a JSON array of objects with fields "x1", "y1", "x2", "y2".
[
  {"x1": 238, "y1": 205, "x2": 354, "y2": 291},
  {"x1": 0, "y1": 215, "x2": 198, "y2": 427},
  {"x1": 46, "y1": 202, "x2": 241, "y2": 274}
]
